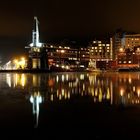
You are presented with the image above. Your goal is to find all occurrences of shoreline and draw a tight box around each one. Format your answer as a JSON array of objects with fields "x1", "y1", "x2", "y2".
[{"x1": 0, "y1": 68, "x2": 139, "y2": 73}]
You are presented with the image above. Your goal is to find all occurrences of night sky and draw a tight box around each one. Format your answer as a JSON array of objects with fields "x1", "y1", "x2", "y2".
[{"x1": 1, "y1": 0, "x2": 140, "y2": 62}]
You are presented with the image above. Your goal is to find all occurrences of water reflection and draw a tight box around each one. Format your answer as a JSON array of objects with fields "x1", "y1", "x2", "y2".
[
  {"x1": 4, "y1": 72, "x2": 140, "y2": 127},
  {"x1": 5, "y1": 72, "x2": 140, "y2": 106},
  {"x1": 30, "y1": 91, "x2": 42, "y2": 128}
]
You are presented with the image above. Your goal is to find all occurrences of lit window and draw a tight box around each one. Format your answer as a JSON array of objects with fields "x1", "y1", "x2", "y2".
[
  {"x1": 98, "y1": 44, "x2": 102, "y2": 46},
  {"x1": 106, "y1": 44, "x2": 110, "y2": 46},
  {"x1": 93, "y1": 41, "x2": 96, "y2": 43},
  {"x1": 107, "y1": 50, "x2": 109, "y2": 52},
  {"x1": 98, "y1": 41, "x2": 101, "y2": 43},
  {"x1": 99, "y1": 47, "x2": 102, "y2": 49},
  {"x1": 99, "y1": 50, "x2": 102, "y2": 52},
  {"x1": 107, "y1": 47, "x2": 110, "y2": 49},
  {"x1": 124, "y1": 61, "x2": 126, "y2": 64},
  {"x1": 119, "y1": 61, "x2": 121, "y2": 64},
  {"x1": 128, "y1": 61, "x2": 131, "y2": 63},
  {"x1": 95, "y1": 47, "x2": 97, "y2": 49}
]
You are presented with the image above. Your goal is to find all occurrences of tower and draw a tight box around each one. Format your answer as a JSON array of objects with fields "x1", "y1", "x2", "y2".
[{"x1": 26, "y1": 16, "x2": 48, "y2": 70}]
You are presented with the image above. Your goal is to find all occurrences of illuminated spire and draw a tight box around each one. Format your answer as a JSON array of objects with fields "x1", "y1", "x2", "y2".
[{"x1": 29, "y1": 16, "x2": 43, "y2": 47}]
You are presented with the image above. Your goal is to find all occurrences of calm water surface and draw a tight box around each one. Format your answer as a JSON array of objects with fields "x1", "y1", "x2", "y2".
[{"x1": 1, "y1": 72, "x2": 140, "y2": 137}]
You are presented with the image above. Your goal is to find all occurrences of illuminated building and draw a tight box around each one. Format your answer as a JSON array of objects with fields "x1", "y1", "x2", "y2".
[
  {"x1": 117, "y1": 46, "x2": 140, "y2": 68},
  {"x1": 122, "y1": 34, "x2": 140, "y2": 49},
  {"x1": 47, "y1": 44, "x2": 78, "y2": 69},
  {"x1": 47, "y1": 43, "x2": 89, "y2": 70},
  {"x1": 25, "y1": 16, "x2": 48, "y2": 70},
  {"x1": 88, "y1": 39, "x2": 113, "y2": 70},
  {"x1": 111, "y1": 29, "x2": 125, "y2": 60}
]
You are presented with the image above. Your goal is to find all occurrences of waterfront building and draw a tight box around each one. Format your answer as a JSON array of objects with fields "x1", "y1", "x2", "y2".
[
  {"x1": 121, "y1": 34, "x2": 140, "y2": 49},
  {"x1": 111, "y1": 29, "x2": 125, "y2": 60},
  {"x1": 25, "y1": 16, "x2": 48, "y2": 70},
  {"x1": 117, "y1": 46, "x2": 140, "y2": 68},
  {"x1": 88, "y1": 39, "x2": 113, "y2": 70},
  {"x1": 47, "y1": 43, "x2": 89, "y2": 70}
]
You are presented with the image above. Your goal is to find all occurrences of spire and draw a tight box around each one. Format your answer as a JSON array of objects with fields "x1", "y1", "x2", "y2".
[{"x1": 29, "y1": 16, "x2": 43, "y2": 47}]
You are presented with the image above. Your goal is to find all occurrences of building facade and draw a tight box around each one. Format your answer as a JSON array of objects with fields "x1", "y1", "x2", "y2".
[
  {"x1": 88, "y1": 39, "x2": 113, "y2": 70},
  {"x1": 121, "y1": 34, "x2": 140, "y2": 49}
]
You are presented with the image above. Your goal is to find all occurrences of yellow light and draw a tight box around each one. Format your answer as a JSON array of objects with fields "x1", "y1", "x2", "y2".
[
  {"x1": 21, "y1": 57, "x2": 25, "y2": 61},
  {"x1": 21, "y1": 74, "x2": 26, "y2": 87},
  {"x1": 119, "y1": 48, "x2": 124, "y2": 52},
  {"x1": 120, "y1": 88, "x2": 124, "y2": 96},
  {"x1": 106, "y1": 88, "x2": 110, "y2": 99},
  {"x1": 98, "y1": 88, "x2": 102, "y2": 102},
  {"x1": 61, "y1": 50, "x2": 65, "y2": 53},
  {"x1": 14, "y1": 59, "x2": 18, "y2": 63}
]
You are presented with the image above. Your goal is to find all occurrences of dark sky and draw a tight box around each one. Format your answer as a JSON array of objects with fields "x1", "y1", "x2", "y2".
[{"x1": 1, "y1": 0, "x2": 140, "y2": 62}]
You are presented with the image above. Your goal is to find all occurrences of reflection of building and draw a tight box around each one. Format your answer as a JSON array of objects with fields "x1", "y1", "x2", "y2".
[{"x1": 30, "y1": 91, "x2": 42, "y2": 128}]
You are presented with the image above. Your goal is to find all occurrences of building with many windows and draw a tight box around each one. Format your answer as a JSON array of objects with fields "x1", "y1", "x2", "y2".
[
  {"x1": 88, "y1": 39, "x2": 113, "y2": 70},
  {"x1": 46, "y1": 43, "x2": 89, "y2": 71},
  {"x1": 117, "y1": 46, "x2": 140, "y2": 69},
  {"x1": 121, "y1": 34, "x2": 140, "y2": 49}
]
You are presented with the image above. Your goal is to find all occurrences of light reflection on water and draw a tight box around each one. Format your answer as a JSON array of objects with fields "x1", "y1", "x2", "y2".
[
  {"x1": 4, "y1": 72, "x2": 140, "y2": 104},
  {"x1": 3, "y1": 72, "x2": 140, "y2": 127}
]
